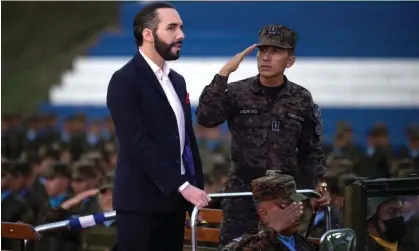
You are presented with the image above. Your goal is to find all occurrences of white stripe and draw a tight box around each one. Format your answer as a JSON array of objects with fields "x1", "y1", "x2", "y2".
[
  {"x1": 78, "y1": 215, "x2": 96, "y2": 228},
  {"x1": 51, "y1": 57, "x2": 419, "y2": 107}
]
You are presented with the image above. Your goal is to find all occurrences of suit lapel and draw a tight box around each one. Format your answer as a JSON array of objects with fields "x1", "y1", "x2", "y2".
[
  {"x1": 169, "y1": 71, "x2": 186, "y2": 112},
  {"x1": 133, "y1": 52, "x2": 169, "y2": 102}
]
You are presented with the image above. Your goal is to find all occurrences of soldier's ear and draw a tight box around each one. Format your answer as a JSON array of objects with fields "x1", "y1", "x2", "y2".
[
  {"x1": 258, "y1": 209, "x2": 269, "y2": 222},
  {"x1": 286, "y1": 55, "x2": 295, "y2": 68}
]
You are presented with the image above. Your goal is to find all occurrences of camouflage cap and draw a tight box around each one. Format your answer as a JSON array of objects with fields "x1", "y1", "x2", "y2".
[
  {"x1": 80, "y1": 151, "x2": 102, "y2": 162},
  {"x1": 72, "y1": 161, "x2": 97, "y2": 180},
  {"x1": 257, "y1": 24, "x2": 298, "y2": 49},
  {"x1": 368, "y1": 123, "x2": 389, "y2": 137},
  {"x1": 336, "y1": 122, "x2": 352, "y2": 133},
  {"x1": 366, "y1": 196, "x2": 400, "y2": 219},
  {"x1": 251, "y1": 170, "x2": 307, "y2": 203},
  {"x1": 43, "y1": 163, "x2": 72, "y2": 179},
  {"x1": 100, "y1": 173, "x2": 114, "y2": 192}
]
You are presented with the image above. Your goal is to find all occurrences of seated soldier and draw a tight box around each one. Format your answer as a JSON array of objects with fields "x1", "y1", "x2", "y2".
[
  {"x1": 366, "y1": 197, "x2": 418, "y2": 251},
  {"x1": 222, "y1": 170, "x2": 316, "y2": 251}
]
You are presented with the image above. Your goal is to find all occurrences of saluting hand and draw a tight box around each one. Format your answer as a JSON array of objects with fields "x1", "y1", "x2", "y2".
[
  {"x1": 61, "y1": 189, "x2": 99, "y2": 210},
  {"x1": 267, "y1": 202, "x2": 304, "y2": 232},
  {"x1": 219, "y1": 44, "x2": 258, "y2": 77}
]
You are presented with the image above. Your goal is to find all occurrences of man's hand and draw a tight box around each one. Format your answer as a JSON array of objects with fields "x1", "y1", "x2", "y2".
[
  {"x1": 219, "y1": 44, "x2": 257, "y2": 76},
  {"x1": 312, "y1": 182, "x2": 331, "y2": 208},
  {"x1": 61, "y1": 189, "x2": 99, "y2": 210},
  {"x1": 180, "y1": 184, "x2": 211, "y2": 209},
  {"x1": 313, "y1": 192, "x2": 331, "y2": 208},
  {"x1": 266, "y1": 202, "x2": 304, "y2": 232}
]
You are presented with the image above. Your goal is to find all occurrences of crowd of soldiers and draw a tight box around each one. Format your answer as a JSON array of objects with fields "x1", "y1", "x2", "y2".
[
  {"x1": 1, "y1": 114, "x2": 117, "y2": 251},
  {"x1": 1, "y1": 113, "x2": 419, "y2": 251},
  {"x1": 323, "y1": 122, "x2": 419, "y2": 180}
]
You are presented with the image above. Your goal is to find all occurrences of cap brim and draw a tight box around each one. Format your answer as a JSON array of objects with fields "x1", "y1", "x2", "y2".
[
  {"x1": 42, "y1": 171, "x2": 55, "y2": 179},
  {"x1": 257, "y1": 36, "x2": 293, "y2": 49},
  {"x1": 257, "y1": 42, "x2": 291, "y2": 49},
  {"x1": 100, "y1": 185, "x2": 114, "y2": 192},
  {"x1": 290, "y1": 192, "x2": 308, "y2": 202}
]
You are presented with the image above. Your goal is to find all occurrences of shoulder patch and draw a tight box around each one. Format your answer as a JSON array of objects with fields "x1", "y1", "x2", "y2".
[
  {"x1": 315, "y1": 122, "x2": 323, "y2": 136},
  {"x1": 311, "y1": 104, "x2": 321, "y2": 122},
  {"x1": 310, "y1": 104, "x2": 323, "y2": 136}
]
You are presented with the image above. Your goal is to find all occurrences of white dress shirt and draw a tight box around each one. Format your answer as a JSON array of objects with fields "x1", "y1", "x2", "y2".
[{"x1": 139, "y1": 49, "x2": 189, "y2": 192}]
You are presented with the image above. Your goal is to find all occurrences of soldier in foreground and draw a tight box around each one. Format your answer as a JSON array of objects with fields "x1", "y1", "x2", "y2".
[
  {"x1": 196, "y1": 24, "x2": 329, "y2": 245},
  {"x1": 223, "y1": 170, "x2": 316, "y2": 251}
]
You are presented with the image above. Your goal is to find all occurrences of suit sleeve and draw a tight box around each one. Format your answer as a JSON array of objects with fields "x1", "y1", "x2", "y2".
[
  {"x1": 297, "y1": 98, "x2": 327, "y2": 187},
  {"x1": 106, "y1": 71, "x2": 187, "y2": 196},
  {"x1": 196, "y1": 74, "x2": 231, "y2": 127}
]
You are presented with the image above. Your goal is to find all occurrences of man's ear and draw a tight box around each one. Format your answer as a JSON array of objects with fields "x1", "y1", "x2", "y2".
[
  {"x1": 142, "y1": 28, "x2": 154, "y2": 43},
  {"x1": 286, "y1": 55, "x2": 296, "y2": 68},
  {"x1": 258, "y1": 207, "x2": 269, "y2": 222}
]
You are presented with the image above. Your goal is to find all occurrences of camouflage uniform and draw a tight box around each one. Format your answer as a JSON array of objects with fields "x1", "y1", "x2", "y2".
[
  {"x1": 196, "y1": 24, "x2": 326, "y2": 245},
  {"x1": 222, "y1": 170, "x2": 315, "y2": 251},
  {"x1": 71, "y1": 161, "x2": 101, "y2": 214},
  {"x1": 34, "y1": 164, "x2": 81, "y2": 251},
  {"x1": 85, "y1": 174, "x2": 117, "y2": 251}
]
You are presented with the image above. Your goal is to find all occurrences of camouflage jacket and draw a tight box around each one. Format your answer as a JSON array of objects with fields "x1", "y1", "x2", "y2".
[
  {"x1": 222, "y1": 227, "x2": 316, "y2": 251},
  {"x1": 196, "y1": 74, "x2": 326, "y2": 188}
]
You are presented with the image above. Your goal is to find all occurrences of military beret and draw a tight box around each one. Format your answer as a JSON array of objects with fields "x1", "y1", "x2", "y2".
[{"x1": 251, "y1": 170, "x2": 307, "y2": 203}]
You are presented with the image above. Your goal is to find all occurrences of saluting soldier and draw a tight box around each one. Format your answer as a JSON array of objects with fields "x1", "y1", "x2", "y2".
[{"x1": 196, "y1": 24, "x2": 330, "y2": 246}]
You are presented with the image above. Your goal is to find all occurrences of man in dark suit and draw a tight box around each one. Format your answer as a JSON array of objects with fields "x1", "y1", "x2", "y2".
[{"x1": 106, "y1": 2, "x2": 210, "y2": 251}]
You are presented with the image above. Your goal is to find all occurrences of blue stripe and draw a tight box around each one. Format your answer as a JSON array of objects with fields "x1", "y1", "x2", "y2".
[
  {"x1": 68, "y1": 213, "x2": 108, "y2": 230},
  {"x1": 93, "y1": 213, "x2": 106, "y2": 225},
  {"x1": 68, "y1": 218, "x2": 82, "y2": 230}
]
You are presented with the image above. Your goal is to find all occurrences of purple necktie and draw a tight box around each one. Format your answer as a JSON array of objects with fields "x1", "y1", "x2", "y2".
[{"x1": 183, "y1": 134, "x2": 196, "y2": 185}]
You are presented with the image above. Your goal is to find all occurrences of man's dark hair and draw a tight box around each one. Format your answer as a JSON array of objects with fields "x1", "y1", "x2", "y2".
[
  {"x1": 133, "y1": 2, "x2": 175, "y2": 47},
  {"x1": 11, "y1": 162, "x2": 32, "y2": 178}
]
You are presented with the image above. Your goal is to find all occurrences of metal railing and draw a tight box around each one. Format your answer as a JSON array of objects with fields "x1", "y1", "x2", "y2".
[
  {"x1": 24, "y1": 211, "x2": 117, "y2": 248},
  {"x1": 21, "y1": 190, "x2": 330, "y2": 251},
  {"x1": 190, "y1": 189, "x2": 331, "y2": 251}
]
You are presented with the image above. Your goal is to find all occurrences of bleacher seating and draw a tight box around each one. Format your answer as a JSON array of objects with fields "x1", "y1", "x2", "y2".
[{"x1": 44, "y1": 1, "x2": 419, "y2": 145}]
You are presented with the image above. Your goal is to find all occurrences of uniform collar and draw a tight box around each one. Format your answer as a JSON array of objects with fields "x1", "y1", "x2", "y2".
[
  {"x1": 49, "y1": 192, "x2": 68, "y2": 208},
  {"x1": 252, "y1": 74, "x2": 289, "y2": 94},
  {"x1": 138, "y1": 49, "x2": 171, "y2": 80}
]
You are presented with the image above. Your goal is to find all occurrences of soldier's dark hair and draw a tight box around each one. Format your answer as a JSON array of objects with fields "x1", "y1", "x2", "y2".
[
  {"x1": 11, "y1": 162, "x2": 32, "y2": 178},
  {"x1": 133, "y1": 2, "x2": 175, "y2": 47}
]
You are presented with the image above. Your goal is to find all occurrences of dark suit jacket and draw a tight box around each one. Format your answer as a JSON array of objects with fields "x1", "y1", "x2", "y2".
[{"x1": 106, "y1": 52, "x2": 204, "y2": 213}]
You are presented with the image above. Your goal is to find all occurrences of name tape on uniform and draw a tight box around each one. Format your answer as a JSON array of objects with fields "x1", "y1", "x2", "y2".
[{"x1": 285, "y1": 112, "x2": 304, "y2": 122}]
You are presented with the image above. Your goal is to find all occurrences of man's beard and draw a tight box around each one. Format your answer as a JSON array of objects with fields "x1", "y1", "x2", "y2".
[{"x1": 153, "y1": 31, "x2": 182, "y2": 61}]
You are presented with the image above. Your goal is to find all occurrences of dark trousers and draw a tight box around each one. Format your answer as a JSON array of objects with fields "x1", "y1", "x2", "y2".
[{"x1": 116, "y1": 210, "x2": 185, "y2": 251}]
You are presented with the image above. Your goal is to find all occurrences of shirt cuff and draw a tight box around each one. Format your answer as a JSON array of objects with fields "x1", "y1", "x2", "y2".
[{"x1": 178, "y1": 181, "x2": 190, "y2": 192}]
